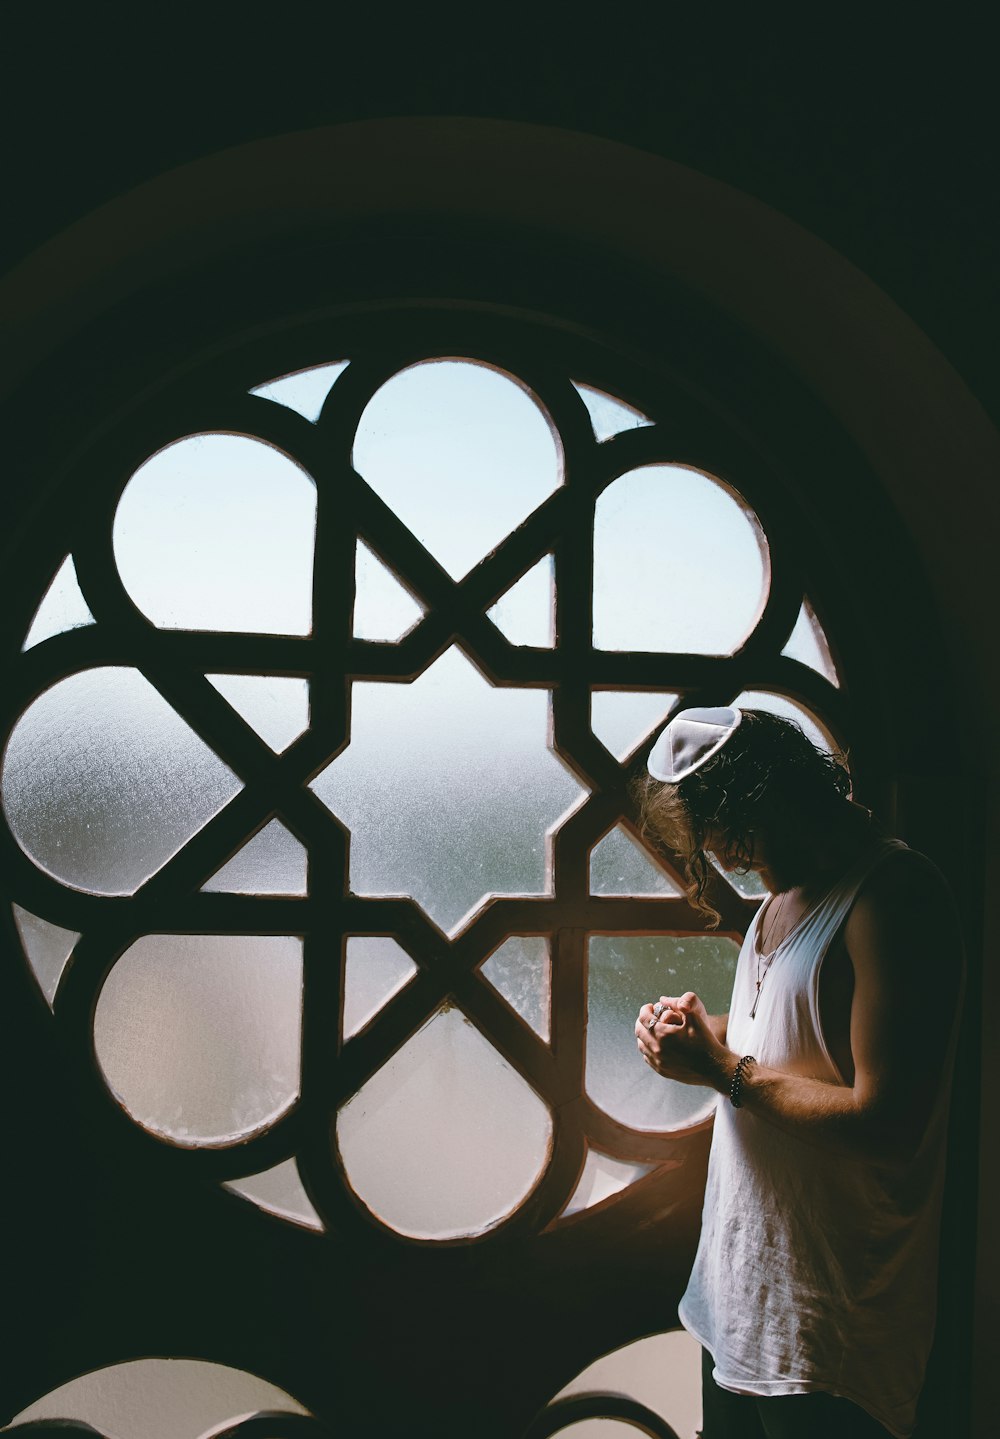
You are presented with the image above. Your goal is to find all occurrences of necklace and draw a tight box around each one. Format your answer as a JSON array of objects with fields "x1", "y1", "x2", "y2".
[{"x1": 751, "y1": 890, "x2": 789, "y2": 1020}]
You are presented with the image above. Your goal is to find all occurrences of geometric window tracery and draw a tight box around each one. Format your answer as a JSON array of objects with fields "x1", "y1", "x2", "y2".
[{"x1": 2, "y1": 346, "x2": 847, "y2": 1244}]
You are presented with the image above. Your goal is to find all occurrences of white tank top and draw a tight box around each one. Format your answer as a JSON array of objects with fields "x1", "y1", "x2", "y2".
[{"x1": 677, "y1": 839, "x2": 957, "y2": 1439}]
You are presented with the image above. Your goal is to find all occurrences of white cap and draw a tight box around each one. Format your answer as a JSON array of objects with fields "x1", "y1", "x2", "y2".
[{"x1": 647, "y1": 706, "x2": 743, "y2": 782}]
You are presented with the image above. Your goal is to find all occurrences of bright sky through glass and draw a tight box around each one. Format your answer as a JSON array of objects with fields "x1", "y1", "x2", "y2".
[
  {"x1": 22, "y1": 555, "x2": 95, "y2": 650},
  {"x1": 593, "y1": 465, "x2": 768, "y2": 653},
  {"x1": 571, "y1": 381, "x2": 654, "y2": 442},
  {"x1": 353, "y1": 361, "x2": 562, "y2": 581},
  {"x1": 250, "y1": 360, "x2": 349, "y2": 423},
  {"x1": 113, "y1": 434, "x2": 316, "y2": 634}
]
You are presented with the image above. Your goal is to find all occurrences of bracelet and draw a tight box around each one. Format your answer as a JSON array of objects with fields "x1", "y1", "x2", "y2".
[{"x1": 729, "y1": 1054, "x2": 756, "y2": 1108}]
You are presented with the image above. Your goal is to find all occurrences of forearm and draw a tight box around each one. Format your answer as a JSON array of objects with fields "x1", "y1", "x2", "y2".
[{"x1": 708, "y1": 1049, "x2": 904, "y2": 1162}]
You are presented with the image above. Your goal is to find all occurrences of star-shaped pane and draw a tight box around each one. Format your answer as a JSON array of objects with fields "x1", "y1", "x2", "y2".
[{"x1": 310, "y1": 647, "x2": 588, "y2": 933}]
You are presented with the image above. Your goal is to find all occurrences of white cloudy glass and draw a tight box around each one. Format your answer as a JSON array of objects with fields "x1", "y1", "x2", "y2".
[
  {"x1": 590, "y1": 689, "x2": 679, "y2": 762},
  {"x1": 2, "y1": 667, "x2": 242, "y2": 894},
  {"x1": 586, "y1": 935, "x2": 739, "y2": 1130},
  {"x1": 480, "y1": 935, "x2": 551, "y2": 1039},
  {"x1": 593, "y1": 464, "x2": 768, "y2": 653},
  {"x1": 337, "y1": 1006, "x2": 552, "y2": 1239},
  {"x1": 311, "y1": 646, "x2": 587, "y2": 934},
  {"x1": 113, "y1": 434, "x2": 316, "y2": 634},
  {"x1": 9, "y1": 1359, "x2": 309, "y2": 1439},
  {"x1": 94, "y1": 934, "x2": 302, "y2": 1145},
  {"x1": 342, "y1": 936, "x2": 418, "y2": 1038},
  {"x1": 353, "y1": 360, "x2": 562, "y2": 580},
  {"x1": 201, "y1": 820, "x2": 308, "y2": 896},
  {"x1": 224, "y1": 1158, "x2": 323, "y2": 1230}
]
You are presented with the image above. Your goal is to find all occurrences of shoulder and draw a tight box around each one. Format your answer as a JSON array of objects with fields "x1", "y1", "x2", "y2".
[
  {"x1": 852, "y1": 845, "x2": 955, "y2": 919},
  {"x1": 845, "y1": 845, "x2": 962, "y2": 979}
]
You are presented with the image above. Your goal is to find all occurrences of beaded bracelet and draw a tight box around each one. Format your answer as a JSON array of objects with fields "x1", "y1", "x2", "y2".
[{"x1": 729, "y1": 1054, "x2": 756, "y2": 1108}]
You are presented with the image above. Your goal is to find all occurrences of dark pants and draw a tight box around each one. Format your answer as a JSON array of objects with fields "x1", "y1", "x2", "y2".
[{"x1": 701, "y1": 1348, "x2": 894, "y2": 1438}]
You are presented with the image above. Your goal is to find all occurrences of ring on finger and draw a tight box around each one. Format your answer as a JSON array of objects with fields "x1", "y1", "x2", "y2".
[{"x1": 652, "y1": 1001, "x2": 665, "y2": 1018}]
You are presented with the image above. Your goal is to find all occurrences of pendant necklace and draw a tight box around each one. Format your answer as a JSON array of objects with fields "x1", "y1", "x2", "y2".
[{"x1": 751, "y1": 890, "x2": 788, "y2": 1019}]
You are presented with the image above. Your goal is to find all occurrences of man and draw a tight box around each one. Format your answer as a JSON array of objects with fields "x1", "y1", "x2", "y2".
[{"x1": 633, "y1": 706, "x2": 962, "y2": 1439}]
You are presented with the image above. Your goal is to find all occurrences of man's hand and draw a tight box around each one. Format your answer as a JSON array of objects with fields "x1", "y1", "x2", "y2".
[{"x1": 635, "y1": 993, "x2": 732, "y2": 1089}]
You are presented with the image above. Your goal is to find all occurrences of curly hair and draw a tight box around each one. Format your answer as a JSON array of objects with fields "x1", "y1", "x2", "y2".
[{"x1": 634, "y1": 708, "x2": 851, "y2": 926}]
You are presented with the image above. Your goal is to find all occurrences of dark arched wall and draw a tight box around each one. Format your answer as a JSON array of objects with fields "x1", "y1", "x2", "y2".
[{"x1": 1, "y1": 76, "x2": 997, "y2": 1439}]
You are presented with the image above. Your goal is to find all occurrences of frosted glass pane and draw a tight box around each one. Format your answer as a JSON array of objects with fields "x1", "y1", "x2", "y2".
[
  {"x1": 709, "y1": 852, "x2": 769, "y2": 898},
  {"x1": 22, "y1": 554, "x2": 95, "y2": 650},
  {"x1": 545, "y1": 1424, "x2": 641, "y2": 1437},
  {"x1": 354, "y1": 539, "x2": 425, "y2": 641},
  {"x1": 224, "y1": 1158, "x2": 323, "y2": 1230},
  {"x1": 480, "y1": 935, "x2": 550, "y2": 1039},
  {"x1": 353, "y1": 360, "x2": 562, "y2": 580},
  {"x1": 113, "y1": 434, "x2": 316, "y2": 634},
  {"x1": 554, "y1": 1330, "x2": 703, "y2": 1439},
  {"x1": 487, "y1": 554, "x2": 555, "y2": 647},
  {"x1": 782, "y1": 597, "x2": 841, "y2": 686},
  {"x1": 94, "y1": 935, "x2": 302, "y2": 1146},
  {"x1": 572, "y1": 380, "x2": 654, "y2": 442},
  {"x1": 12, "y1": 903, "x2": 80, "y2": 1007},
  {"x1": 337, "y1": 1006, "x2": 552, "y2": 1238},
  {"x1": 2, "y1": 667, "x2": 243, "y2": 895},
  {"x1": 250, "y1": 359, "x2": 349, "y2": 422},
  {"x1": 202, "y1": 820, "x2": 307, "y2": 895},
  {"x1": 206, "y1": 674, "x2": 309, "y2": 753},
  {"x1": 312, "y1": 647, "x2": 588, "y2": 934},
  {"x1": 586, "y1": 936, "x2": 739, "y2": 1130},
  {"x1": 9, "y1": 1359, "x2": 309, "y2": 1439},
  {"x1": 593, "y1": 465, "x2": 768, "y2": 653},
  {"x1": 562, "y1": 1147, "x2": 654, "y2": 1217},
  {"x1": 590, "y1": 825, "x2": 682, "y2": 896},
  {"x1": 591, "y1": 689, "x2": 679, "y2": 761},
  {"x1": 735, "y1": 688, "x2": 838, "y2": 756},
  {"x1": 343, "y1": 936, "x2": 418, "y2": 1038}
]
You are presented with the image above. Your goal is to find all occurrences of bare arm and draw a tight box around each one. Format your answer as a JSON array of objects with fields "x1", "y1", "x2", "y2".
[{"x1": 637, "y1": 854, "x2": 962, "y2": 1163}]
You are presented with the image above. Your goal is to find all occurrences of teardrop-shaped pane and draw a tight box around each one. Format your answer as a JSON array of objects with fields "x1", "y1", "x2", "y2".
[
  {"x1": 343, "y1": 936, "x2": 418, "y2": 1039},
  {"x1": 590, "y1": 825, "x2": 682, "y2": 896},
  {"x1": 782, "y1": 597, "x2": 841, "y2": 686},
  {"x1": 487, "y1": 555, "x2": 555, "y2": 648},
  {"x1": 113, "y1": 434, "x2": 316, "y2": 634},
  {"x1": 553, "y1": 1330, "x2": 703, "y2": 1439},
  {"x1": 586, "y1": 936, "x2": 739, "y2": 1130},
  {"x1": 9, "y1": 1359, "x2": 310, "y2": 1436},
  {"x1": 224, "y1": 1158, "x2": 323, "y2": 1230},
  {"x1": 250, "y1": 360, "x2": 349, "y2": 422},
  {"x1": 22, "y1": 555, "x2": 96, "y2": 651},
  {"x1": 734, "y1": 689, "x2": 838, "y2": 756},
  {"x1": 337, "y1": 1006, "x2": 552, "y2": 1239},
  {"x1": 206, "y1": 674, "x2": 310, "y2": 753},
  {"x1": 591, "y1": 690, "x2": 679, "y2": 762},
  {"x1": 709, "y1": 852, "x2": 769, "y2": 898},
  {"x1": 353, "y1": 360, "x2": 562, "y2": 580},
  {"x1": 312, "y1": 647, "x2": 588, "y2": 934},
  {"x1": 593, "y1": 465, "x2": 768, "y2": 653},
  {"x1": 12, "y1": 904, "x2": 80, "y2": 1008},
  {"x1": 561, "y1": 1147, "x2": 654, "y2": 1217},
  {"x1": 572, "y1": 381, "x2": 654, "y2": 442},
  {"x1": 2, "y1": 667, "x2": 243, "y2": 895},
  {"x1": 94, "y1": 935, "x2": 302, "y2": 1146},
  {"x1": 354, "y1": 540, "x2": 426, "y2": 642},
  {"x1": 202, "y1": 820, "x2": 307, "y2": 896},
  {"x1": 480, "y1": 935, "x2": 550, "y2": 1039}
]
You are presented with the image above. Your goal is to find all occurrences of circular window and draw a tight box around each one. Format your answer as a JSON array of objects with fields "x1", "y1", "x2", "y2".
[{"x1": 1, "y1": 330, "x2": 846, "y2": 1243}]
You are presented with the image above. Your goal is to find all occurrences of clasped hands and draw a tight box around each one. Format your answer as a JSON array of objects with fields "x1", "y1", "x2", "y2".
[{"x1": 635, "y1": 992, "x2": 727, "y2": 1089}]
